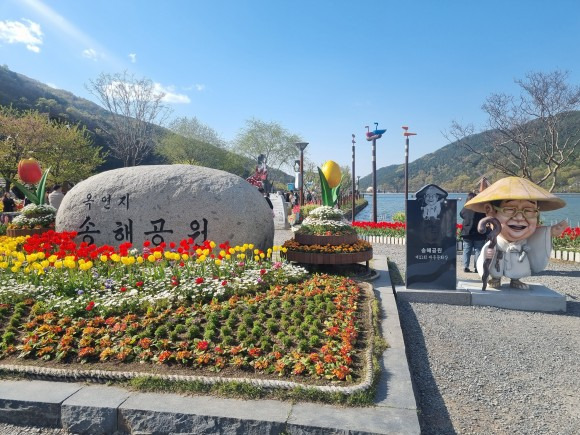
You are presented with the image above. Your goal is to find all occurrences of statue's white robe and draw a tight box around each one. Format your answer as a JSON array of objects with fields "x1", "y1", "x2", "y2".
[{"x1": 477, "y1": 227, "x2": 551, "y2": 280}]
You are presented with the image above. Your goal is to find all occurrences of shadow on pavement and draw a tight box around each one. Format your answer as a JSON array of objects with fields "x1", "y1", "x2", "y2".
[{"x1": 396, "y1": 300, "x2": 457, "y2": 435}]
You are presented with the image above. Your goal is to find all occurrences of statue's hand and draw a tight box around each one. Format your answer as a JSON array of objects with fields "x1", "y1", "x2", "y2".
[
  {"x1": 551, "y1": 220, "x2": 568, "y2": 237},
  {"x1": 485, "y1": 247, "x2": 495, "y2": 259}
]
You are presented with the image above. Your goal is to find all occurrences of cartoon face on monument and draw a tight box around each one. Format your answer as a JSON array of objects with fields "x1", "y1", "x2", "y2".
[
  {"x1": 484, "y1": 199, "x2": 539, "y2": 242},
  {"x1": 416, "y1": 184, "x2": 446, "y2": 220}
]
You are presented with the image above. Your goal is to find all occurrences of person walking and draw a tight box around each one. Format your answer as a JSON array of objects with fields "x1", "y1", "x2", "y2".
[
  {"x1": 48, "y1": 184, "x2": 65, "y2": 210},
  {"x1": 460, "y1": 192, "x2": 486, "y2": 272}
]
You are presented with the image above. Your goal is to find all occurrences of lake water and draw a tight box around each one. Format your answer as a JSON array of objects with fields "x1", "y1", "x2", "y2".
[{"x1": 356, "y1": 193, "x2": 580, "y2": 227}]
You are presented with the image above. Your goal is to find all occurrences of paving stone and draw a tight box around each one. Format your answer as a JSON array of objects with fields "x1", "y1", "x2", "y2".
[
  {"x1": 0, "y1": 380, "x2": 82, "y2": 427},
  {"x1": 287, "y1": 403, "x2": 420, "y2": 434},
  {"x1": 118, "y1": 392, "x2": 290, "y2": 434},
  {"x1": 61, "y1": 384, "x2": 130, "y2": 434}
]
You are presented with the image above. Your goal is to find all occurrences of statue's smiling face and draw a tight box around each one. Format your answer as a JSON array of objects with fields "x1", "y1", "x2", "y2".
[
  {"x1": 485, "y1": 199, "x2": 538, "y2": 242},
  {"x1": 425, "y1": 192, "x2": 438, "y2": 205}
]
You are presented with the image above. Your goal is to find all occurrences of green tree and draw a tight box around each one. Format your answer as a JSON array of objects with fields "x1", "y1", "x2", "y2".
[
  {"x1": 233, "y1": 118, "x2": 302, "y2": 175},
  {"x1": 167, "y1": 116, "x2": 227, "y2": 149},
  {"x1": 157, "y1": 132, "x2": 249, "y2": 177},
  {"x1": 0, "y1": 105, "x2": 105, "y2": 190}
]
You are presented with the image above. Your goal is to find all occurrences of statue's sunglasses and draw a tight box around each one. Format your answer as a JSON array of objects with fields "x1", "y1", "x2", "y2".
[{"x1": 493, "y1": 205, "x2": 539, "y2": 219}]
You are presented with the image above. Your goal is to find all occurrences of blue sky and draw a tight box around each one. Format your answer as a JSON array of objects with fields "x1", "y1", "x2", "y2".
[{"x1": 1, "y1": 0, "x2": 580, "y2": 177}]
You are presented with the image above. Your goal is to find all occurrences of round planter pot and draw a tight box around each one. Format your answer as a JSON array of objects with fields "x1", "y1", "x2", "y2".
[
  {"x1": 6, "y1": 227, "x2": 52, "y2": 238},
  {"x1": 294, "y1": 233, "x2": 359, "y2": 246},
  {"x1": 285, "y1": 248, "x2": 373, "y2": 264}
]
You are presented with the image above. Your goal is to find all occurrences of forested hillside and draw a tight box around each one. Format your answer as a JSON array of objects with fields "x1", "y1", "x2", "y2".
[
  {"x1": 359, "y1": 115, "x2": 580, "y2": 193},
  {"x1": 0, "y1": 66, "x2": 292, "y2": 183}
]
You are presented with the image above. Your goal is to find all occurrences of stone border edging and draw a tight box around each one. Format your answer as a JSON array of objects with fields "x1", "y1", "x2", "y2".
[{"x1": 0, "y1": 284, "x2": 376, "y2": 396}]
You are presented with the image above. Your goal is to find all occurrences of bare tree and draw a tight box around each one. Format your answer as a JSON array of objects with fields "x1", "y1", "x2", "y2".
[
  {"x1": 86, "y1": 71, "x2": 171, "y2": 166},
  {"x1": 447, "y1": 70, "x2": 580, "y2": 191}
]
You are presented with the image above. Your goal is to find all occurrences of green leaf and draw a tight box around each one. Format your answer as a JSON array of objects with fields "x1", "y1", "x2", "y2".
[
  {"x1": 10, "y1": 179, "x2": 39, "y2": 204},
  {"x1": 317, "y1": 167, "x2": 333, "y2": 206},
  {"x1": 36, "y1": 167, "x2": 51, "y2": 206}
]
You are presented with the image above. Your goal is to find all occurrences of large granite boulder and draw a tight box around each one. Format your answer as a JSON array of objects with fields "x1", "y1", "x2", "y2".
[{"x1": 56, "y1": 165, "x2": 274, "y2": 250}]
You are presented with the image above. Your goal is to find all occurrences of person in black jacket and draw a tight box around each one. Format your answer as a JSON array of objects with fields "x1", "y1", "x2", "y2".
[
  {"x1": 2, "y1": 192, "x2": 15, "y2": 212},
  {"x1": 460, "y1": 192, "x2": 487, "y2": 272}
]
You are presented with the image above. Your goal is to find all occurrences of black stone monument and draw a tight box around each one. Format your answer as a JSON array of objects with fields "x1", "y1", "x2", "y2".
[{"x1": 406, "y1": 184, "x2": 457, "y2": 289}]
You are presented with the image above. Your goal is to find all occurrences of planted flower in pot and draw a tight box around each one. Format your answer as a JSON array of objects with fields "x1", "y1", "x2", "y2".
[
  {"x1": 6, "y1": 158, "x2": 55, "y2": 237},
  {"x1": 6, "y1": 203, "x2": 56, "y2": 236},
  {"x1": 295, "y1": 206, "x2": 357, "y2": 243},
  {"x1": 285, "y1": 206, "x2": 373, "y2": 265}
]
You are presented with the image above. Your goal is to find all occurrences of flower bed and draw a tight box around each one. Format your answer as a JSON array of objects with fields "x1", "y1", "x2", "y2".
[
  {"x1": 352, "y1": 221, "x2": 406, "y2": 237},
  {"x1": 282, "y1": 239, "x2": 372, "y2": 254},
  {"x1": 552, "y1": 227, "x2": 580, "y2": 252},
  {"x1": 294, "y1": 233, "x2": 359, "y2": 246},
  {"x1": 0, "y1": 231, "x2": 371, "y2": 383},
  {"x1": 285, "y1": 250, "x2": 373, "y2": 265}
]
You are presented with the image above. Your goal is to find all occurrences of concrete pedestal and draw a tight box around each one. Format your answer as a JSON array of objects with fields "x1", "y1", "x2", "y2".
[
  {"x1": 458, "y1": 280, "x2": 567, "y2": 313},
  {"x1": 395, "y1": 281, "x2": 567, "y2": 313}
]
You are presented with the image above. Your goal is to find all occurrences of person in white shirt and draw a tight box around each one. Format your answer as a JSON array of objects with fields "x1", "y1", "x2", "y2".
[{"x1": 48, "y1": 184, "x2": 65, "y2": 210}]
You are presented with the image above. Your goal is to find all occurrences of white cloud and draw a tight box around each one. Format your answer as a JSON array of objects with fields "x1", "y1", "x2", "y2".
[
  {"x1": 0, "y1": 18, "x2": 43, "y2": 52},
  {"x1": 103, "y1": 81, "x2": 191, "y2": 105},
  {"x1": 128, "y1": 53, "x2": 136, "y2": 63},
  {"x1": 82, "y1": 48, "x2": 99, "y2": 61},
  {"x1": 184, "y1": 84, "x2": 206, "y2": 92},
  {"x1": 154, "y1": 83, "x2": 191, "y2": 104}
]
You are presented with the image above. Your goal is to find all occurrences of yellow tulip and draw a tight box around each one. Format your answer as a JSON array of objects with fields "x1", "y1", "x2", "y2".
[
  {"x1": 321, "y1": 160, "x2": 342, "y2": 188},
  {"x1": 100, "y1": 255, "x2": 108, "y2": 262},
  {"x1": 137, "y1": 256, "x2": 144, "y2": 264},
  {"x1": 209, "y1": 241, "x2": 216, "y2": 249}
]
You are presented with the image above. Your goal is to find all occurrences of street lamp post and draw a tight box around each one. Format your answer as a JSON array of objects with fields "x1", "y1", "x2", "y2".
[
  {"x1": 401, "y1": 126, "x2": 417, "y2": 227},
  {"x1": 295, "y1": 142, "x2": 309, "y2": 206},
  {"x1": 366, "y1": 123, "x2": 385, "y2": 223},
  {"x1": 351, "y1": 134, "x2": 356, "y2": 222}
]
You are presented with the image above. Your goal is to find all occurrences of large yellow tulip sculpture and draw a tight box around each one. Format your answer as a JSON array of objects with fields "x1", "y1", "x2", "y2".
[{"x1": 318, "y1": 160, "x2": 344, "y2": 206}]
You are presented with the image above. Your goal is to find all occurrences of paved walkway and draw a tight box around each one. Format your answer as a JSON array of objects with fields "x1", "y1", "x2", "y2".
[{"x1": 0, "y1": 254, "x2": 420, "y2": 434}]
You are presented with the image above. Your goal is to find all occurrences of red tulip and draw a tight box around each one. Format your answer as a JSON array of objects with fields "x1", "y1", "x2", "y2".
[{"x1": 17, "y1": 158, "x2": 43, "y2": 184}]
